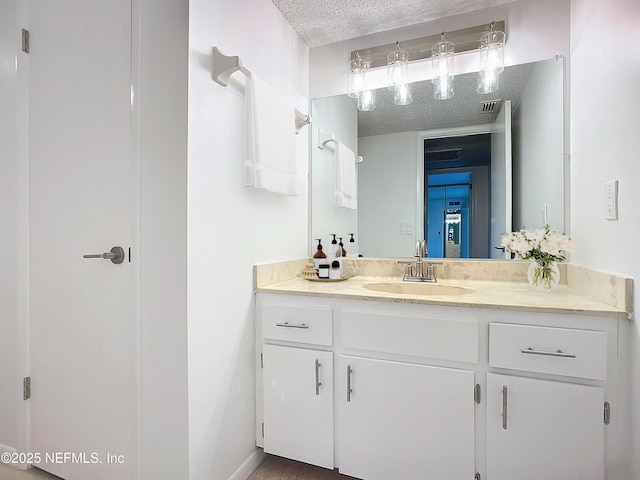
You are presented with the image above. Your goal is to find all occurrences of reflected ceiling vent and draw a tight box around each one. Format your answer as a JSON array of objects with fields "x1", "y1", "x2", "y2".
[
  {"x1": 426, "y1": 148, "x2": 462, "y2": 162},
  {"x1": 480, "y1": 99, "x2": 502, "y2": 113}
]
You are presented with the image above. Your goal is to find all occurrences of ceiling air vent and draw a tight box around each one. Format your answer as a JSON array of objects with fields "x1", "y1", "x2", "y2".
[
  {"x1": 425, "y1": 148, "x2": 462, "y2": 163},
  {"x1": 481, "y1": 99, "x2": 502, "y2": 113}
]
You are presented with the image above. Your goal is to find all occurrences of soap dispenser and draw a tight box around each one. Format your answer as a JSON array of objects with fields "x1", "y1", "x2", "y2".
[
  {"x1": 313, "y1": 238, "x2": 326, "y2": 270},
  {"x1": 328, "y1": 234, "x2": 338, "y2": 262},
  {"x1": 348, "y1": 233, "x2": 359, "y2": 258},
  {"x1": 329, "y1": 237, "x2": 344, "y2": 279},
  {"x1": 338, "y1": 237, "x2": 347, "y2": 257}
]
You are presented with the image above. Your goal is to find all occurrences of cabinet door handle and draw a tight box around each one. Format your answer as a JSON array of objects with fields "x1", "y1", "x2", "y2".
[
  {"x1": 346, "y1": 365, "x2": 353, "y2": 402},
  {"x1": 315, "y1": 359, "x2": 322, "y2": 395},
  {"x1": 502, "y1": 385, "x2": 508, "y2": 430},
  {"x1": 520, "y1": 347, "x2": 576, "y2": 358},
  {"x1": 275, "y1": 322, "x2": 309, "y2": 329}
]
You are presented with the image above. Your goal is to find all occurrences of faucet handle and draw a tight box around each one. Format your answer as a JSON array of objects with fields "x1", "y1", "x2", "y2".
[{"x1": 404, "y1": 263, "x2": 414, "y2": 277}]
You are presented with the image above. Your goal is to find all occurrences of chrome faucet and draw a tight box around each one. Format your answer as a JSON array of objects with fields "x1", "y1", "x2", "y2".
[{"x1": 403, "y1": 240, "x2": 438, "y2": 283}]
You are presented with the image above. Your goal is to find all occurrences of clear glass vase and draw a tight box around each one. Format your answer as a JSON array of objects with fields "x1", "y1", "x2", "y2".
[{"x1": 527, "y1": 260, "x2": 560, "y2": 291}]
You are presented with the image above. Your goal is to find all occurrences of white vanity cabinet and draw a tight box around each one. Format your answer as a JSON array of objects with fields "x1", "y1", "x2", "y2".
[
  {"x1": 338, "y1": 355, "x2": 475, "y2": 480},
  {"x1": 486, "y1": 373, "x2": 604, "y2": 480},
  {"x1": 336, "y1": 307, "x2": 478, "y2": 479},
  {"x1": 255, "y1": 292, "x2": 624, "y2": 480},
  {"x1": 262, "y1": 345, "x2": 334, "y2": 469},
  {"x1": 486, "y1": 322, "x2": 609, "y2": 480},
  {"x1": 257, "y1": 301, "x2": 335, "y2": 469}
]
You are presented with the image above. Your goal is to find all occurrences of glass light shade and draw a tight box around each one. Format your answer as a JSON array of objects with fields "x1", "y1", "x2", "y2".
[
  {"x1": 394, "y1": 83, "x2": 413, "y2": 105},
  {"x1": 387, "y1": 46, "x2": 409, "y2": 91},
  {"x1": 347, "y1": 56, "x2": 369, "y2": 98},
  {"x1": 477, "y1": 69, "x2": 500, "y2": 94},
  {"x1": 431, "y1": 40, "x2": 455, "y2": 100},
  {"x1": 357, "y1": 89, "x2": 376, "y2": 111},
  {"x1": 477, "y1": 30, "x2": 505, "y2": 94}
]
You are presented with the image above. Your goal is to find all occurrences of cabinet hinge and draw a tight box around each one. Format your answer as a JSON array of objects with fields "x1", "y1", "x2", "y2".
[
  {"x1": 23, "y1": 376, "x2": 31, "y2": 400},
  {"x1": 261, "y1": 422, "x2": 264, "y2": 438},
  {"x1": 21, "y1": 29, "x2": 30, "y2": 53},
  {"x1": 260, "y1": 353, "x2": 263, "y2": 369},
  {"x1": 475, "y1": 473, "x2": 481, "y2": 480},
  {"x1": 474, "y1": 383, "x2": 481, "y2": 404},
  {"x1": 604, "y1": 401, "x2": 610, "y2": 425}
]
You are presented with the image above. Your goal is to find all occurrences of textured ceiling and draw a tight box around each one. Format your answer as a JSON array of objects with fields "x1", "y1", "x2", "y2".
[
  {"x1": 272, "y1": 0, "x2": 514, "y2": 47},
  {"x1": 357, "y1": 62, "x2": 533, "y2": 137}
]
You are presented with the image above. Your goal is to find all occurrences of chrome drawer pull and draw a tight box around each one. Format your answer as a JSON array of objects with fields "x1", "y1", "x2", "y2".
[
  {"x1": 346, "y1": 365, "x2": 353, "y2": 403},
  {"x1": 502, "y1": 385, "x2": 508, "y2": 430},
  {"x1": 520, "y1": 347, "x2": 576, "y2": 358},
  {"x1": 275, "y1": 322, "x2": 309, "y2": 329},
  {"x1": 315, "y1": 359, "x2": 322, "y2": 396}
]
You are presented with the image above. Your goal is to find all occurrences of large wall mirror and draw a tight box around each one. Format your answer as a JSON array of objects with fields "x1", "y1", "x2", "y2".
[{"x1": 311, "y1": 57, "x2": 565, "y2": 259}]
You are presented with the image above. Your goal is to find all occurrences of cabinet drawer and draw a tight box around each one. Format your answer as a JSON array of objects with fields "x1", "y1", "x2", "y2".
[
  {"x1": 341, "y1": 310, "x2": 478, "y2": 364},
  {"x1": 262, "y1": 304, "x2": 333, "y2": 346},
  {"x1": 489, "y1": 323, "x2": 607, "y2": 380}
]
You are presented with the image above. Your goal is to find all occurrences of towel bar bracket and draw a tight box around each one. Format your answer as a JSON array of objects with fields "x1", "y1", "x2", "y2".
[
  {"x1": 317, "y1": 129, "x2": 364, "y2": 164},
  {"x1": 213, "y1": 46, "x2": 311, "y2": 135}
]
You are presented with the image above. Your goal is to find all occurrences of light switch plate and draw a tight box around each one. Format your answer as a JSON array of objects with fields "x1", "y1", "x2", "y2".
[
  {"x1": 604, "y1": 180, "x2": 618, "y2": 220},
  {"x1": 400, "y1": 222, "x2": 414, "y2": 235}
]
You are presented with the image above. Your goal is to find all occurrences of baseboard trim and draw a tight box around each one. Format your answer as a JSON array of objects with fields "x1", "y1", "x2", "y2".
[
  {"x1": 0, "y1": 443, "x2": 17, "y2": 456},
  {"x1": 0, "y1": 443, "x2": 18, "y2": 468},
  {"x1": 229, "y1": 448, "x2": 266, "y2": 480}
]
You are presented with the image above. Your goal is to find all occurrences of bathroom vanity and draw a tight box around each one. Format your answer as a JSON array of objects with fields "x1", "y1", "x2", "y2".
[{"x1": 253, "y1": 259, "x2": 632, "y2": 480}]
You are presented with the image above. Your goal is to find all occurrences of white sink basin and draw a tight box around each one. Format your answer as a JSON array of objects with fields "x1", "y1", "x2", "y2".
[{"x1": 364, "y1": 282, "x2": 473, "y2": 296}]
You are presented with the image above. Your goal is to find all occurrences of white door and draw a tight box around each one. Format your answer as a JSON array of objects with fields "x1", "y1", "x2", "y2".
[
  {"x1": 263, "y1": 345, "x2": 334, "y2": 469},
  {"x1": 338, "y1": 356, "x2": 475, "y2": 480},
  {"x1": 486, "y1": 373, "x2": 604, "y2": 480},
  {"x1": 490, "y1": 100, "x2": 512, "y2": 258},
  {"x1": 29, "y1": 1, "x2": 138, "y2": 479}
]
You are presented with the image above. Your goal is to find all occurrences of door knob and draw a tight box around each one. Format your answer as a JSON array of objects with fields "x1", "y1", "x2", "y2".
[{"x1": 83, "y1": 246, "x2": 125, "y2": 264}]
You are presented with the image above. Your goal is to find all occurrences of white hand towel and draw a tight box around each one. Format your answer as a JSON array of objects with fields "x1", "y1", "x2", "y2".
[
  {"x1": 334, "y1": 141, "x2": 357, "y2": 210},
  {"x1": 244, "y1": 74, "x2": 298, "y2": 196}
]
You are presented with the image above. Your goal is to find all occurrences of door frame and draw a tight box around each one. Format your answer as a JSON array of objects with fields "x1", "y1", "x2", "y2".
[{"x1": 415, "y1": 124, "x2": 493, "y2": 254}]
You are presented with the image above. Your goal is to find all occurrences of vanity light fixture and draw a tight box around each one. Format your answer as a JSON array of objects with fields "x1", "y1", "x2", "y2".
[
  {"x1": 387, "y1": 42, "x2": 412, "y2": 105},
  {"x1": 431, "y1": 32, "x2": 455, "y2": 100},
  {"x1": 394, "y1": 83, "x2": 412, "y2": 106},
  {"x1": 347, "y1": 51, "x2": 369, "y2": 99},
  {"x1": 348, "y1": 21, "x2": 506, "y2": 107},
  {"x1": 477, "y1": 21, "x2": 506, "y2": 94},
  {"x1": 357, "y1": 88, "x2": 376, "y2": 111}
]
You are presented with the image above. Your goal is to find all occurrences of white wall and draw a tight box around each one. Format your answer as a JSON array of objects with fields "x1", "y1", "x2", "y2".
[
  {"x1": 358, "y1": 132, "x2": 418, "y2": 257},
  {"x1": 310, "y1": 0, "x2": 571, "y2": 99},
  {"x1": 311, "y1": 95, "x2": 358, "y2": 256},
  {"x1": 187, "y1": 1, "x2": 309, "y2": 479},
  {"x1": 512, "y1": 58, "x2": 565, "y2": 230},
  {"x1": 569, "y1": 0, "x2": 640, "y2": 477},
  {"x1": 137, "y1": 0, "x2": 190, "y2": 478}
]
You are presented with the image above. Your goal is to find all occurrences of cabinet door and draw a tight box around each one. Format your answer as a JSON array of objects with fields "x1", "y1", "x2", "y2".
[
  {"x1": 338, "y1": 356, "x2": 475, "y2": 480},
  {"x1": 263, "y1": 344, "x2": 334, "y2": 469},
  {"x1": 486, "y1": 373, "x2": 604, "y2": 480}
]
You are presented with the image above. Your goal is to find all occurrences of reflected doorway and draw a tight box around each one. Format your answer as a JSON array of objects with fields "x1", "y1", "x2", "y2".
[
  {"x1": 427, "y1": 173, "x2": 471, "y2": 258},
  {"x1": 424, "y1": 134, "x2": 492, "y2": 258}
]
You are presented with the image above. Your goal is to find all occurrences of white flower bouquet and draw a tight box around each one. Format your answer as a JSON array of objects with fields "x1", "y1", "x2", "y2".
[{"x1": 501, "y1": 225, "x2": 575, "y2": 289}]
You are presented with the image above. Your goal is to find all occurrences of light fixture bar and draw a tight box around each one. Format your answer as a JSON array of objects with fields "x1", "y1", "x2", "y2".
[{"x1": 350, "y1": 21, "x2": 506, "y2": 69}]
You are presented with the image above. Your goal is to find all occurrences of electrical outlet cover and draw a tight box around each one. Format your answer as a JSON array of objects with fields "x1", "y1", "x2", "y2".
[{"x1": 604, "y1": 180, "x2": 618, "y2": 220}]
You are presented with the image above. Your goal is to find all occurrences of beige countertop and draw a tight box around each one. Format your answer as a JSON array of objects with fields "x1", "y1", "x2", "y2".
[{"x1": 255, "y1": 259, "x2": 633, "y2": 319}]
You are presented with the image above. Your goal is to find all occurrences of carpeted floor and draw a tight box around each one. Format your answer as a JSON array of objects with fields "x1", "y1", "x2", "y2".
[
  {"x1": 1, "y1": 454, "x2": 353, "y2": 480},
  {"x1": 0, "y1": 463, "x2": 61, "y2": 480},
  {"x1": 248, "y1": 455, "x2": 357, "y2": 480}
]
